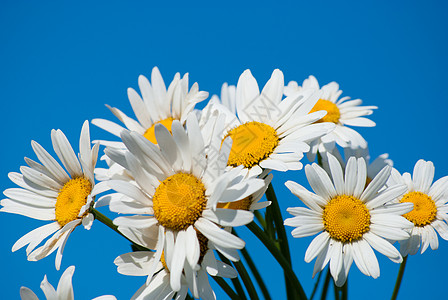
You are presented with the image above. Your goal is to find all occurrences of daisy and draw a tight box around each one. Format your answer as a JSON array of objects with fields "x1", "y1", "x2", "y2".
[
  {"x1": 201, "y1": 69, "x2": 336, "y2": 177},
  {"x1": 388, "y1": 159, "x2": 448, "y2": 256},
  {"x1": 92, "y1": 66, "x2": 209, "y2": 146},
  {"x1": 114, "y1": 237, "x2": 237, "y2": 300},
  {"x1": 285, "y1": 76, "x2": 377, "y2": 161},
  {"x1": 106, "y1": 113, "x2": 265, "y2": 292},
  {"x1": 284, "y1": 153, "x2": 413, "y2": 286},
  {"x1": 20, "y1": 265, "x2": 116, "y2": 300},
  {"x1": 1, "y1": 121, "x2": 107, "y2": 270}
]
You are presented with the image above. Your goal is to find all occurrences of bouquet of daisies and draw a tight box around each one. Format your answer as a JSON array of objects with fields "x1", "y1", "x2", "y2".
[{"x1": 3, "y1": 67, "x2": 447, "y2": 300}]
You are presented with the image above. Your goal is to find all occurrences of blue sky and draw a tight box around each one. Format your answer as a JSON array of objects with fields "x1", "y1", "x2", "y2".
[{"x1": 1, "y1": 1, "x2": 448, "y2": 299}]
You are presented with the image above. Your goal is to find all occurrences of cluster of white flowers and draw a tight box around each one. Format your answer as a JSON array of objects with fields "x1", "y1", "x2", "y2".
[{"x1": 3, "y1": 67, "x2": 448, "y2": 299}]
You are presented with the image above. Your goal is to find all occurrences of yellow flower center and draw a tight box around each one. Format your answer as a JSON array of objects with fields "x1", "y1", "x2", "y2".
[
  {"x1": 400, "y1": 192, "x2": 437, "y2": 227},
  {"x1": 217, "y1": 196, "x2": 253, "y2": 211},
  {"x1": 143, "y1": 117, "x2": 175, "y2": 144},
  {"x1": 55, "y1": 177, "x2": 92, "y2": 227},
  {"x1": 323, "y1": 195, "x2": 371, "y2": 243},
  {"x1": 153, "y1": 173, "x2": 207, "y2": 231},
  {"x1": 309, "y1": 99, "x2": 341, "y2": 124},
  {"x1": 224, "y1": 121, "x2": 279, "y2": 168}
]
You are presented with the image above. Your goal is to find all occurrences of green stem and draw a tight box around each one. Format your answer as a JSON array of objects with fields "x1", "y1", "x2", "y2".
[
  {"x1": 320, "y1": 269, "x2": 331, "y2": 300},
  {"x1": 246, "y1": 221, "x2": 307, "y2": 300},
  {"x1": 240, "y1": 247, "x2": 272, "y2": 300},
  {"x1": 254, "y1": 210, "x2": 267, "y2": 230},
  {"x1": 212, "y1": 276, "x2": 241, "y2": 300},
  {"x1": 265, "y1": 183, "x2": 295, "y2": 299},
  {"x1": 217, "y1": 252, "x2": 248, "y2": 300},
  {"x1": 233, "y1": 260, "x2": 260, "y2": 300},
  {"x1": 391, "y1": 256, "x2": 408, "y2": 300},
  {"x1": 317, "y1": 151, "x2": 322, "y2": 166},
  {"x1": 342, "y1": 278, "x2": 347, "y2": 300},
  {"x1": 91, "y1": 208, "x2": 148, "y2": 251},
  {"x1": 333, "y1": 279, "x2": 340, "y2": 300},
  {"x1": 266, "y1": 184, "x2": 292, "y2": 261},
  {"x1": 264, "y1": 206, "x2": 276, "y2": 241},
  {"x1": 309, "y1": 271, "x2": 323, "y2": 300}
]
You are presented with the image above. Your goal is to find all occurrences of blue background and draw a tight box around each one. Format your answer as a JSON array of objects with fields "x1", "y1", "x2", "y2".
[{"x1": 1, "y1": 1, "x2": 447, "y2": 299}]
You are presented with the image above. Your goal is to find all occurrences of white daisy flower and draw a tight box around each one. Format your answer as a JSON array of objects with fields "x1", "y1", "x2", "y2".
[
  {"x1": 285, "y1": 76, "x2": 377, "y2": 161},
  {"x1": 20, "y1": 265, "x2": 116, "y2": 300},
  {"x1": 1, "y1": 121, "x2": 107, "y2": 270},
  {"x1": 200, "y1": 69, "x2": 335, "y2": 177},
  {"x1": 92, "y1": 66, "x2": 209, "y2": 147},
  {"x1": 388, "y1": 159, "x2": 448, "y2": 256},
  {"x1": 284, "y1": 153, "x2": 413, "y2": 286},
  {"x1": 106, "y1": 113, "x2": 265, "y2": 292},
  {"x1": 114, "y1": 240, "x2": 237, "y2": 300}
]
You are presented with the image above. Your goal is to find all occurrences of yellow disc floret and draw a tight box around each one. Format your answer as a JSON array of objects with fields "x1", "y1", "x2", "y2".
[
  {"x1": 143, "y1": 117, "x2": 175, "y2": 144},
  {"x1": 153, "y1": 173, "x2": 207, "y2": 231},
  {"x1": 224, "y1": 121, "x2": 279, "y2": 168},
  {"x1": 309, "y1": 99, "x2": 341, "y2": 124},
  {"x1": 55, "y1": 177, "x2": 92, "y2": 227},
  {"x1": 323, "y1": 195, "x2": 371, "y2": 243},
  {"x1": 400, "y1": 191, "x2": 437, "y2": 227}
]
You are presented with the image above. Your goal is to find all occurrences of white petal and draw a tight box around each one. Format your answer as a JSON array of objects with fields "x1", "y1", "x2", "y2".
[
  {"x1": 155, "y1": 124, "x2": 181, "y2": 170},
  {"x1": 185, "y1": 226, "x2": 200, "y2": 267},
  {"x1": 40, "y1": 275, "x2": 57, "y2": 300},
  {"x1": 330, "y1": 241, "x2": 343, "y2": 283},
  {"x1": 305, "y1": 232, "x2": 330, "y2": 263},
  {"x1": 202, "y1": 209, "x2": 254, "y2": 227},
  {"x1": 327, "y1": 153, "x2": 344, "y2": 194},
  {"x1": 31, "y1": 141, "x2": 70, "y2": 184},
  {"x1": 12, "y1": 222, "x2": 60, "y2": 254},
  {"x1": 363, "y1": 232, "x2": 402, "y2": 263},
  {"x1": 20, "y1": 287, "x2": 39, "y2": 300},
  {"x1": 107, "y1": 180, "x2": 152, "y2": 206},
  {"x1": 170, "y1": 230, "x2": 186, "y2": 292},
  {"x1": 114, "y1": 251, "x2": 154, "y2": 276},
  {"x1": 306, "y1": 164, "x2": 336, "y2": 199},
  {"x1": 20, "y1": 166, "x2": 61, "y2": 191},
  {"x1": 291, "y1": 224, "x2": 324, "y2": 238},
  {"x1": 432, "y1": 220, "x2": 448, "y2": 240},
  {"x1": 56, "y1": 265, "x2": 75, "y2": 300},
  {"x1": 353, "y1": 158, "x2": 367, "y2": 198},
  {"x1": 413, "y1": 160, "x2": 434, "y2": 194},
  {"x1": 91, "y1": 118, "x2": 126, "y2": 137},
  {"x1": 370, "y1": 224, "x2": 410, "y2": 241},
  {"x1": 0, "y1": 200, "x2": 55, "y2": 220},
  {"x1": 360, "y1": 165, "x2": 391, "y2": 202},
  {"x1": 4, "y1": 188, "x2": 55, "y2": 208},
  {"x1": 51, "y1": 129, "x2": 83, "y2": 178},
  {"x1": 366, "y1": 184, "x2": 407, "y2": 209},
  {"x1": 285, "y1": 180, "x2": 325, "y2": 212},
  {"x1": 8, "y1": 172, "x2": 58, "y2": 198},
  {"x1": 354, "y1": 239, "x2": 380, "y2": 278},
  {"x1": 344, "y1": 157, "x2": 357, "y2": 195},
  {"x1": 195, "y1": 217, "x2": 244, "y2": 249}
]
